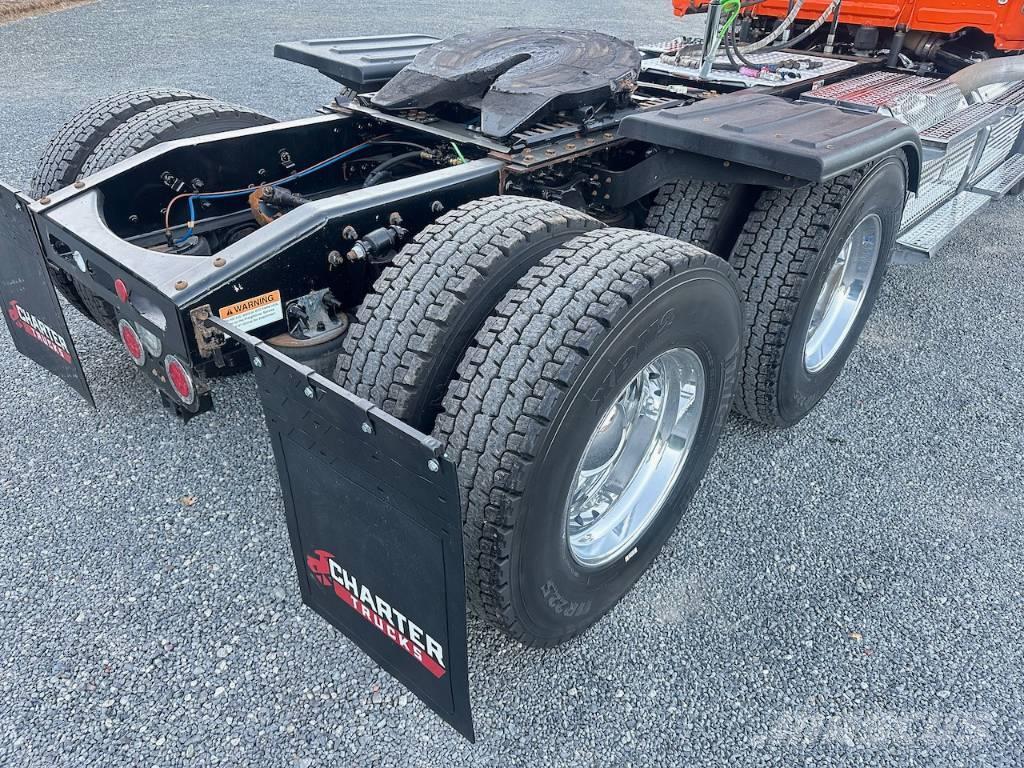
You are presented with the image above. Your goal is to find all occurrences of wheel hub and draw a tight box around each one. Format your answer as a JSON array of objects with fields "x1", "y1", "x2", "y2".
[
  {"x1": 803, "y1": 213, "x2": 882, "y2": 373},
  {"x1": 565, "y1": 347, "x2": 706, "y2": 569}
]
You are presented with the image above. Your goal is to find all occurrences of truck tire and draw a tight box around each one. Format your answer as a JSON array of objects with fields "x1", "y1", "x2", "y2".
[
  {"x1": 731, "y1": 156, "x2": 907, "y2": 426},
  {"x1": 645, "y1": 178, "x2": 753, "y2": 257},
  {"x1": 31, "y1": 88, "x2": 212, "y2": 324},
  {"x1": 435, "y1": 229, "x2": 743, "y2": 646},
  {"x1": 335, "y1": 196, "x2": 601, "y2": 431},
  {"x1": 47, "y1": 99, "x2": 274, "y2": 332},
  {"x1": 81, "y1": 99, "x2": 276, "y2": 175}
]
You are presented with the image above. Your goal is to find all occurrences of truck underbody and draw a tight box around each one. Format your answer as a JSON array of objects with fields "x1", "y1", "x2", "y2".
[{"x1": 3, "y1": 8, "x2": 1023, "y2": 740}]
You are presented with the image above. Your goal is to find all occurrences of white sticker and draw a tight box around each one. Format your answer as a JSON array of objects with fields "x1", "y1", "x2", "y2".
[{"x1": 218, "y1": 290, "x2": 283, "y2": 332}]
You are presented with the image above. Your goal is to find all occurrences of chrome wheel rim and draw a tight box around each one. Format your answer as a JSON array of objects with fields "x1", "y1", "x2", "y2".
[
  {"x1": 564, "y1": 347, "x2": 706, "y2": 569},
  {"x1": 803, "y1": 213, "x2": 882, "y2": 373}
]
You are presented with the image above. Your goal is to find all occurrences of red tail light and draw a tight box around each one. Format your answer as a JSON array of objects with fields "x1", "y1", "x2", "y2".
[
  {"x1": 118, "y1": 319, "x2": 145, "y2": 365},
  {"x1": 164, "y1": 355, "x2": 195, "y2": 405},
  {"x1": 114, "y1": 278, "x2": 130, "y2": 303}
]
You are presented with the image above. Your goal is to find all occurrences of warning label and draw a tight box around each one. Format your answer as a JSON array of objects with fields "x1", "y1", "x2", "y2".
[{"x1": 218, "y1": 290, "x2": 283, "y2": 332}]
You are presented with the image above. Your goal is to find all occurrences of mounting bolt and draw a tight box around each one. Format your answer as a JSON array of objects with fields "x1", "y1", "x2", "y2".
[
  {"x1": 252, "y1": 356, "x2": 263, "y2": 368},
  {"x1": 361, "y1": 422, "x2": 374, "y2": 435},
  {"x1": 128, "y1": 214, "x2": 139, "y2": 223},
  {"x1": 388, "y1": 211, "x2": 403, "y2": 226},
  {"x1": 174, "y1": 279, "x2": 188, "y2": 290},
  {"x1": 212, "y1": 257, "x2": 226, "y2": 267},
  {"x1": 427, "y1": 458, "x2": 440, "y2": 473},
  {"x1": 303, "y1": 385, "x2": 315, "y2": 399},
  {"x1": 430, "y1": 200, "x2": 444, "y2": 214},
  {"x1": 74, "y1": 180, "x2": 86, "y2": 189},
  {"x1": 327, "y1": 250, "x2": 345, "y2": 267},
  {"x1": 39, "y1": 197, "x2": 51, "y2": 205},
  {"x1": 342, "y1": 225, "x2": 358, "y2": 240}
]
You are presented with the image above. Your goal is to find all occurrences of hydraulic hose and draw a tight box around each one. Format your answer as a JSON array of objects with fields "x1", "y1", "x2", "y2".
[
  {"x1": 741, "y1": 0, "x2": 803, "y2": 52},
  {"x1": 948, "y1": 56, "x2": 1024, "y2": 104},
  {"x1": 363, "y1": 151, "x2": 429, "y2": 188},
  {"x1": 741, "y1": 0, "x2": 843, "y2": 57}
]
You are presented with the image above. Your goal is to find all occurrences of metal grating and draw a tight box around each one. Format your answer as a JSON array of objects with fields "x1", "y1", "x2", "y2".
[
  {"x1": 971, "y1": 112, "x2": 1024, "y2": 180},
  {"x1": 901, "y1": 138, "x2": 977, "y2": 229},
  {"x1": 641, "y1": 51, "x2": 856, "y2": 88},
  {"x1": 971, "y1": 153, "x2": 1024, "y2": 197},
  {"x1": 885, "y1": 82, "x2": 964, "y2": 131},
  {"x1": 919, "y1": 103, "x2": 1006, "y2": 146},
  {"x1": 896, "y1": 191, "x2": 990, "y2": 258},
  {"x1": 803, "y1": 72, "x2": 937, "y2": 110},
  {"x1": 802, "y1": 72, "x2": 961, "y2": 130},
  {"x1": 992, "y1": 81, "x2": 1024, "y2": 108}
]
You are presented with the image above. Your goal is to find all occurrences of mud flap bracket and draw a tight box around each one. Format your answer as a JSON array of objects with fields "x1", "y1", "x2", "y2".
[{"x1": 210, "y1": 317, "x2": 474, "y2": 741}]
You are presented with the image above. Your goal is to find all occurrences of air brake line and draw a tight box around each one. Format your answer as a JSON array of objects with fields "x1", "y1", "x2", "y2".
[{"x1": 164, "y1": 139, "x2": 431, "y2": 244}]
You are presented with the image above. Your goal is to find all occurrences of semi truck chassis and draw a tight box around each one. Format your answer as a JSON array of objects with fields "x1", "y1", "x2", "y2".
[{"x1": 3, "y1": 15, "x2": 1024, "y2": 740}]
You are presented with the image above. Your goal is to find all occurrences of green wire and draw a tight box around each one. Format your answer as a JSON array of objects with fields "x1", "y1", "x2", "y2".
[
  {"x1": 450, "y1": 142, "x2": 467, "y2": 164},
  {"x1": 717, "y1": 0, "x2": 742, "y2": 42}
]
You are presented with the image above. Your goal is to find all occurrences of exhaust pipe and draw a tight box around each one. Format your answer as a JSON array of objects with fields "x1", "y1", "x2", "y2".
[{"x1": 948, "y1": 55, "x2": 1024, "y2": 103}]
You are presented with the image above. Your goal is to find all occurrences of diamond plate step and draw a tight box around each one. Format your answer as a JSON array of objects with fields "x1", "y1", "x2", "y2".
[
  {"x1": 970, "y1": 153, "x2": 1024, "y2": 197},
  {"x1": 919, "y1": 103, "x2": 1006, "y2": 148},
  {"x1": 894, "y1": 191, "x2": 990, "y2": 262}
]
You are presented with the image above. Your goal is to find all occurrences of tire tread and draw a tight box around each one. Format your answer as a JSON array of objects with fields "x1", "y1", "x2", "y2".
[{"x1": 434, "y1": 228, "x2": 736, "y2": 645}]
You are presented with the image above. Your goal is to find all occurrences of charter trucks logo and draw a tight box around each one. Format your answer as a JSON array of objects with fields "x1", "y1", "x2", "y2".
[
  {"x1": 306, "y1": 549, "x2": 447, "y2": 678},
  {"x1": 7, "y1": 300, "x2": 72, "y2": 363}
]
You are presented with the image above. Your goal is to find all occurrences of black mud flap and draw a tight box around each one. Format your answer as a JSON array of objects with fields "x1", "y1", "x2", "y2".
[
  {"x1": 0, "y1": 182, "x2": 93, "y2": 405},
  {"x1": 211, "y1": 318, "x2": 474, "y2": 741}
]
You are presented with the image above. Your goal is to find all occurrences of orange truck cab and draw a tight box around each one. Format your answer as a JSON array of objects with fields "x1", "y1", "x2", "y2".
[{"x1": 674, "y1": 0, "x2": 1024, "y2": 51}]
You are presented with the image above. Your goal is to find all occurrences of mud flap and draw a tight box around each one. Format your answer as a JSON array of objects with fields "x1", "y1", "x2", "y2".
[
  {"x1": 210, "y1": 318, "x2": 474, "y2": 741},
  {"x1": 0, "y1": 182, "x2": 92, "y2": 405}
]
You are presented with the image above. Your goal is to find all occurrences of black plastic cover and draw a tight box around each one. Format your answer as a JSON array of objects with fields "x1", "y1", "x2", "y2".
[
  {"x1": 0, "y1": 182, "x2": 93, "y2": 405},
  {"x1": 618, "y1": 91, "x2": 922, "y2": 188},
  {"x1": 372, "y1": 28, "x2": 641, "y2": 138},
  {"x1": 210, "y1": 318, "x2": 474, "y2": 741},
  {"x1": 274, "y1": 35, "x2": 440, "y2": 91}
]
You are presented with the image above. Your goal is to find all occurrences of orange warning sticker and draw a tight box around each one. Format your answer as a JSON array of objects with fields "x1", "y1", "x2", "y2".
[{"x1": 218, "y1": 290, "x2": 283, "y2": 332}]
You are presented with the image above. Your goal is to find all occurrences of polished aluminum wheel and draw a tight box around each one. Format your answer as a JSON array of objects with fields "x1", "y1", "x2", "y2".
[
  {"x1": 564, "y1": 347, "x2": 706, "y2": 569},
  {"x1": 803, "y1": 213, "x2": 883, "y2": 373}
]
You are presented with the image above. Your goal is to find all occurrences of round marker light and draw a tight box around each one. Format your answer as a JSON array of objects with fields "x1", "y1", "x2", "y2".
[
  {"x1": 118, "y1": 319, "x2": 145, "y2": 365},
  {"x1": 164, "y1": 355, "x2": 195, "y2": 406},
  {"x1": 114, "y1": 278, "x2": 130, "y2": 303},
  {"x1": 135, "y1": 322, "x2": 163, "y2": 358}
]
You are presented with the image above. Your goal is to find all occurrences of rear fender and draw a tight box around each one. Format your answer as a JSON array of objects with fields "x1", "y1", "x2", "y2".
[{"x1": 619, "y1": 91, "x2": 922, "y2": 192}]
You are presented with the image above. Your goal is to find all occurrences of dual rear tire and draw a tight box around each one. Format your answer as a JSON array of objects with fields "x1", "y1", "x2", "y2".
[
  {"x1": 647, "y1": 157, "x2": 907, "y2": 427},
  {"x1": 345, "y1": 158, "x2": 907, "y2": 643},
  {"x1": 338, "y1": 197, "x2": 743, "y2": 645},
  {"x1": 31, "y1": 89, "x2": 274, "y2": 332}
]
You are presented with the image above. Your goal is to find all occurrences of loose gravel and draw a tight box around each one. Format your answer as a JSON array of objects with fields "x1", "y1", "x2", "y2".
[{"x1": 1, "y1": 2, "x2": 1022, "y2": 766}]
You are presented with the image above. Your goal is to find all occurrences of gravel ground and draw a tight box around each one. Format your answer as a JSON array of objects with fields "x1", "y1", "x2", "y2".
[{"x1": 1, "y1": 2, "x2": 1023, "y2": 766}]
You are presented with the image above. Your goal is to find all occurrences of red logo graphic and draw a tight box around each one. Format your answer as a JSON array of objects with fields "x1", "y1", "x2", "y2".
[
  {"x1": 307, "y1": 549, "x2": 446, "y2": 678},
  {"x1": 7, "y1": 300, "x2": 72, "y2": 363}
]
